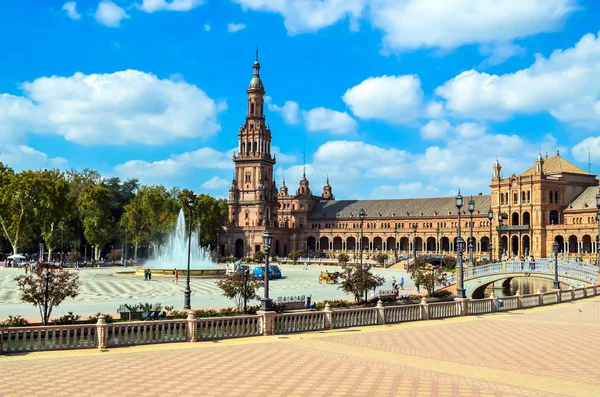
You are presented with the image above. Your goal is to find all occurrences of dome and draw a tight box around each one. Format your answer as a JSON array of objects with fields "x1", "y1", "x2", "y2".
[{"x1": 248, "y1": 76, "x2": 263, "y2": 90}]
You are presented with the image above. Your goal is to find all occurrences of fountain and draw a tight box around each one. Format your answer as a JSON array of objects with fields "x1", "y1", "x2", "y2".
[{"x1": 134, "y1": 209, "x2": 226, "y2": 278}]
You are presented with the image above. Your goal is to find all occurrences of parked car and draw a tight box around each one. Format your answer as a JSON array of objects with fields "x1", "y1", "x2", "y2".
[{"x1": 253, "y1": 265, "x2": 282, "y2": 280}]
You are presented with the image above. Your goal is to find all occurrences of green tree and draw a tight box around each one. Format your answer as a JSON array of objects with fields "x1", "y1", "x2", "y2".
[
  {"x1": 14, "y1": 266, "x2": 82, "y2": 325},
  {"x1": 78, "y1": 183, "x2": 114, "y2": 260},
  {"x1": 338, "y1": 264, "x2": 384, "y2": 303},
  {"x1": 338, "y1": 253, "x2": 350, "y2": 265},
  {"x1": 409, "y1": 257, "x2": 449, "y2": 296},
  {"x1": 288, "y1": 250, "x2": 302, "y2": 264},
  {"x1": 216, "y1": 271, "x2": 263, "y2": 311},
  {"x1": 375, "y1": 253, "x2": 388, "y2": 267},
  {"x1": 253, "y1": 250, "x2": 265, "y2": 263}
]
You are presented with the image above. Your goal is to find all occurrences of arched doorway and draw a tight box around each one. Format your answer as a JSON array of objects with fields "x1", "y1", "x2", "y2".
[
  {"x1": 319, "y1": 236, "x2": 329, "y2": 251},
  {"x1": 511, "y1": 235, "x2": 519, "y2": 255},
  {"x1": 415, "y1": 237, "x2": 423, "y2": 251},
  {"x1": 582, "y1": 235, "x2": 592, "y2": 253},
  {"x1": 554, "y1": 235, "x2": 564, "y2": 253},
  {"x1": 373, "y1": 237, "x2": 383, "y2": 250},
  {"x1": 480, "y1": 236, "x2": 490, "y2": 253},
  {"x1": 307, "y1": 236, "x2": 316, "y2": 251},
  {"x1": 426, "y1": 237, "x2": 436, "y2": 252},
  {"x1": 386, "y1": 237, "x2": 396, "y2": 252},
  {"x1": 333, "y1": 237, "x2": 343, "y2": 250},
  {"x1": 347, "y1": 236, "x2": 356, "y2": 251},
  {"x1": 361, "y1": 236, "x2": 369, "y2": 250},
  {"x1": 511, "y1": 212, "x2": 519, "y2": 225},
  {"x1": 499, "y1": 235, "x2": 508, "y2": 255},
  {"x1": 522, "y1": 211, "x2": 531, "y2": 225},
  {"x1": 441, "y1": 237, "x2": 450, "y2": 251},
  {"x1": 568, "y1": 235, "x2": 578, "y2": 253},
  {"x1": 549, "y1": 210, "x2": 559, "y2": 225},
  {"x1": 234, "y1": 238, "x2": 244, "y2": 258},
  {"x1": 522, "y1": 235, "x2": 530, "y2": 256},
  {"x1": 400, "y1": 237, "x2": 409, "y2": 251}
]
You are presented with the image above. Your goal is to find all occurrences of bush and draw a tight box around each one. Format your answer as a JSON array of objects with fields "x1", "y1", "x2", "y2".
[
  {"x1": 51, "y1": 312, "x2": 81, "y2": 325},
  {"x1": 432, "y1": 290, "x2": 452, "y2": 298},
  {"x1": 315, "y1": 299, "x2": 353, "y2": 310},
  {"x1": 87, "y1": 313, "x2": 114, "y2": 323},
  {"x1": 272, "y1": 303, "x2": 286, "y2": 313},
  {"x1": 169, "y1": 310, "x2": 189, "y2": 319},
  {"x1": 1, "y1": 315, "x2": 29, "y2": 327},
  {"x1": 245, "y1": 305, "x2": 259, "y2": 315}
]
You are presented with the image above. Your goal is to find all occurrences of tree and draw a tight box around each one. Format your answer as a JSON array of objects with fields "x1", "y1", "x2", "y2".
[
  {"x1": 375, "y1": 253, "x2": 388, "y2": 267},
  {"x1": 14, "y1": 266, "x2": 81, "y2": 324},
  {"x1": 216, "y1": 272, "x2": 263, "y2": 311},
  {"x1": 78, "y1": 183, "x2": 114, "y2": 260},
  {"x1": 409, "y1": 257, "x2": 449, "y2": 296},
  {"x1": 288, "y1": 250, "x2": 302, "y2": 264},
  {"x1": 338, "y1": 253, "x2": 350, "y2": 265},
  {"x1": 338, "y1": 264, "x2": 384, "y2": 303},
  {"x1": 253, "y1": 250, "x2": 265, "y2": 263},
  {"x1": 0, "y1": 169, "x2": 39, "y2": 254}
]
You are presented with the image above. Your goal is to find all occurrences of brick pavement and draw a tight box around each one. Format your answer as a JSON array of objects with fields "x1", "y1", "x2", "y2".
[{"x1": 1, "y1": 297, "x2": 599, "y2": 397}]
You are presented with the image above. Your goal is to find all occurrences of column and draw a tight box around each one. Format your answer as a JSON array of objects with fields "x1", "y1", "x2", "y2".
[{"x1": 383, "y1": 242, "x2": 387, "y2": 251}]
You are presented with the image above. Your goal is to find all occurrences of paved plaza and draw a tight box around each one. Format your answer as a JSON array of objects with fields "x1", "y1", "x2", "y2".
[
  {"x1": 0, "y1": 265, "x2": 415, "y2": 320},
  {"x1": 1, "y1": 296, "x2": 599, "y2": 396}
]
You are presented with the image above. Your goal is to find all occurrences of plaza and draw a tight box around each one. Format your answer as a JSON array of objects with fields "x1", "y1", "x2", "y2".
[
  {"x1": 1, "y1": 293, "x2": 599, "y2": 396},
  {"x1": 0, "y1": 265, "x2": 414, "y2": 321}
]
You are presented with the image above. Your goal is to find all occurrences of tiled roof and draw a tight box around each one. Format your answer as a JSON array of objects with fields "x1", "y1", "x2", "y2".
[
  {"x1": 310, "y1": 195, "x2": 492, "y2": 219},
  {"x1": 521, "y1": 154, "x2": 590, "y2": 176},
  {"x1": 564, "y1": 186, "x2": 600, "y2": 211}
]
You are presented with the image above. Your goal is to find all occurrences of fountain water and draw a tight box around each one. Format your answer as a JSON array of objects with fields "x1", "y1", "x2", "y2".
[{"x1": 141, "y1": 209, "x2": 224, "y2": 274}]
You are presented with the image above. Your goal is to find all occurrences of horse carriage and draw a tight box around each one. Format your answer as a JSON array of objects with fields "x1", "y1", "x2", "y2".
[{"x1": 318, "y1": 271, "x2": 341, "y2": 284}]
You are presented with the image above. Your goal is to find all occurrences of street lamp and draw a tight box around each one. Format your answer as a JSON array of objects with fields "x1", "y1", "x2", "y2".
[
  {"x1": 359, "y1": 208, "x2": 367, "y2": 302},
  {"x1": 455, "y1": 191, "x2": 466, "y2": 299},
  {"x1": 43, "y1": 270, "x2": 52, "y2": 325},
  {"x1": 243, "y1": 266, "x2": 250, "y2": 314},
  {"x1": 260, "y1": 230, "x2": 273, "y2": 311},
  {"x1": 436, "y1": 226, "x2": 440, "y2": 255},
  {"x1": 183, "y1": 197, "x2": 194, "y2": 310},
  {"x1": 468, "y1": 197, "x2": 475, "y2": 266},
  {"x1": 596, "y1": 192, "x2": 600, "y2": 266},
  {"x1": 394, "y1": 224, "x2": 398, "y2": 262},
  {"x1": 497, "y1": 212, "x2": 504, "y2": 261},
  {"x1": 488, "y1": 209, "x2": 494, "y2": 262},
  {"x1": 412, "y1": 225, "x2": 417, "y2": 265},
  {"x1": 553, "y1": 241, "x2": 560, "y2": 290}
]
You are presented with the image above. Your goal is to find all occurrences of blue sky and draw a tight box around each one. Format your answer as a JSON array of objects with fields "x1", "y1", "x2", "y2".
[{"x1": 2, "y1": 0, "x2": 600, "y2": 200}]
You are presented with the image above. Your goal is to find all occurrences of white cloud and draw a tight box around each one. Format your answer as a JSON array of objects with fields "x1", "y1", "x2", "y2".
[
  {"x1": 420, "y1": 120, "x2": 451, "y2": 140},
  {"x1": 572, "y1": 136, "x2": 600, "y2": 162},
  {"x1": 271, "y1": 146, "x2": 296, "y2": 163},
  {"x1": 227, "y1": 23, "x2": 247, "y2": 32},
  {"x1": 342, "y1": 75, "x2": 423, "y2": 123},
  {"x1": 0, "y1": 70, "x2": 223, "y2": 146},
  {"x1": 136, "y1": 0, "x2": 204, "y2": 13},
  {"x1": 62, "y1": 2, "x2": 81, "y2": 20},
  {"x1": 204, "y1": 23, "x2": 211, "y2": 31},
  {"x1": 114, "y1": 147, "x2": 231, "y2": 181},
  {"x1": 303, "y1": 107, "x2": 357, "y2": 135},
  {"x1": 95, "y1": 0, "x2": 129, "y2": 27},
  {"x1": 265, "y1": 96, "x2": 300, "y2": 124},
  {"x1": 435, "y1": 31, "x2": 600, "y2": 126},
  {"x1": 201, "y1": 176, "x2": 230, "y2": 189},
  {"x1": 478, "y1": 42, "x2": 526, "y2": 68},
  {"x1": 0, "y1": 145, "x2": 67, "y2": 171},
  {"x1": 370, "y1": 0, "x2": 577, "y2": 54},
  {"x1": 425, "y1": 101, "x2": 444, "y2": 119},
  {"x1": 374, "y1": 182, "x2": 441, "y2": 199},
  {"x1": 232, "y1": 0, "x2": 365, "y2": 35}
]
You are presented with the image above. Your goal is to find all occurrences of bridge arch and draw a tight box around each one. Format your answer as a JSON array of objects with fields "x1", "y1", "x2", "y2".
[{"x1": 471, "y1": 275, "x2": 566, "y2": 299}]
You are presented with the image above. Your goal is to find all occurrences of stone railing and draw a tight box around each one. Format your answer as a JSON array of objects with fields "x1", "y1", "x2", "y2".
[{"x1": 2, "y1": 285, "x2": 599, "y2": 354}]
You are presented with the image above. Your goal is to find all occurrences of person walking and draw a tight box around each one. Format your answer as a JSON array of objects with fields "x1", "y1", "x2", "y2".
[
  {"x1": 399, "y1": 277, "x2": 404, "y2": 290},
  {"x1": 148, "y1": 269, "x2": 152, "y2": 281},
  {"x1": 173, "y1": 268, "x2": 179, "y2": 283},
  {"x1": 144, "y1": 268, "x2": 148, "y2": 281},
  {"x1": 303, "y1": 262, "x2": 308, "y2": 270},
  {"x1": 391, "y1": 277, "x2": 397, "y2": 290}
]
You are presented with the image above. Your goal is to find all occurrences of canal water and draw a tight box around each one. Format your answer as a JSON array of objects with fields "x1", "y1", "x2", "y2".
[{"x1": 483, "y1": 277, "x2": 565, "y2": 297}]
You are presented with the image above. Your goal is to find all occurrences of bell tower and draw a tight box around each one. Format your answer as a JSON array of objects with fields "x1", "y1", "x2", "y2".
[{"x1": 229, "y1": 48, "x2": 277, "y2": 228}]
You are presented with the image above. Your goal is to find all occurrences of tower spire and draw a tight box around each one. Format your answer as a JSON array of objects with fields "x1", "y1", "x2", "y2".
[{"x1": 256, "y1": 45, "x2": 259, "y2": 62}]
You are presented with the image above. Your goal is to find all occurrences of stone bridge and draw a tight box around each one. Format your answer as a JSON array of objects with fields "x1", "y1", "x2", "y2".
[{"x1": 440, "y1": 259, "x2": 600, "y2": 298}]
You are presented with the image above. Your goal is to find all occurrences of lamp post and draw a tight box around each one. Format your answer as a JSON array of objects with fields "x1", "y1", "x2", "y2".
[
  {"x1": 412, "y1": 225, "x2": 417, "y2": 266},
  {"x1": 394, "y1": 224, "x2": 398, "y2": 262},
  {"x1": 43, "y1": 270, "x2": 52, "y2": 325},
  {"x1": 488, "y1": 209, "x2": 493, "y2": 262},
  {"x1": 183, "y1": 197, "x2": 194, "y2": 310},
  {"x1": 359, "y1": 209, "x2": 366, "y2": 302},
  {"x1": 468, "y1": 197, "x2": 474, "y2": 266},
  {"x1": 260, "y1": 230, "x2": 273, "y2": 311},
  {"x1": 553, "y1": 241, "x2": 560, "y2": 290},
  {"x1": 596, "y1": 192, "x2": 600, "y2": 266},
  {"x1": 436, "y1": 226, "x2": 440, "y2": 255},
  {"x1": 243, "y1": 267, "x2": 249, "y2": 314},
  {"x1": 497, "y1": 212, "x2": 504, "y2": 260},
  {"x1": 456, "y1": 191, "x2": 466, "y2": 299}
]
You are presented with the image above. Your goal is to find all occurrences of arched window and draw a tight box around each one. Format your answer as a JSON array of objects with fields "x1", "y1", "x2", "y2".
[
  {"x1": 555, "y1": 191, "x2": 559, "y2": 204},
  {"x1": 250, "y1": 103, "x2": 255, "y2": 114},
  {"x1": 549, "y1": 191, "x2": 553, "y2": 204}
]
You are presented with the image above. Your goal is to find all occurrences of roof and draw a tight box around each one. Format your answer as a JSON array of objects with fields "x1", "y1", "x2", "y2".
[
  {"x1": 564, "y1": 186, "x2": 600, "y2": 211},
  {"x1": 310, "y1": 195, "x2": 492, "y2": 219},
  {"x1": 521, "y1": 153, "x2": 591, "y2": 176}
]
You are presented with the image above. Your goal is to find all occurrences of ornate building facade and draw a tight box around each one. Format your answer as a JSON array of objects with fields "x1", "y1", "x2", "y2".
[{"x1": 219, "y1": 56, "x2": 600, "y2": 263}]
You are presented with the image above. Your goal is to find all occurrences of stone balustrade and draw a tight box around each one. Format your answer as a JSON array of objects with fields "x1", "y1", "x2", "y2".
[{"x1": 2, "y1": 285, "x2": 599, "y2": 354}]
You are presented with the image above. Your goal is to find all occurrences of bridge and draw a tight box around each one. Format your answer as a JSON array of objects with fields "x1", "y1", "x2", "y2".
[{"x1": 441, "y1": 259, "x2": 600, "y2": 298}]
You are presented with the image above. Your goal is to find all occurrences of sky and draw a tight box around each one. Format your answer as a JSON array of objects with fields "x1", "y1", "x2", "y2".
[{"x1": 2, "y1": 0, "x2": 600, "y2": 200}]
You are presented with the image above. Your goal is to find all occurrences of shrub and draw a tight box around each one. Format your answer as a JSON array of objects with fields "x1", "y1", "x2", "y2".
[
  {"x1": 245, "y1": 305, "x2": 259, "y2": 315},
  {"x1": 315, "y1": 299, "x2": 353, "y2": 310},
  {"x1": 169, "y1": 310, "x2": 189, "y2": 319},
  {"x1": 272, "y1": 303, "x2": 286, "y2": 313},
  {"x1": 432, "y1": 290, "x2": 452, "y2": 298},
  {"x1": 87, "y1": 313, "x2": 114, "y2": 323},
  {"x1": 1, "y1": 315, "x2": 29, "y2": 327},
  {"x1": 51, "y1": 312, "x2": 81, "y2": 325}
]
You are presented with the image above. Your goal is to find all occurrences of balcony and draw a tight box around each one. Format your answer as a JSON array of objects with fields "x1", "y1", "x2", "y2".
[{"x1": 496, "y1": 225, "x2": 530, "y2": 232}]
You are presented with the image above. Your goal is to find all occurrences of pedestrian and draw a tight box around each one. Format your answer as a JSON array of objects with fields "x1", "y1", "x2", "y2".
[
  {"x1": 173, "y1": 268, "x2": 179, "y2": 283},
  {"x1": 303, "y1": 262, "x2": 308, "y2": 270},
  {"x1": 148, "y1": 269, "x2": 152, "y2": 281},
  {"x1": 392, "y1": 277, "x2": 397, "y2": 289},
  {"x1": 144, "y1": 268, "x2": 148, "y2": 281},
  {"x1": 399, "y1": 277, "x2": 404, "y2": 290}
]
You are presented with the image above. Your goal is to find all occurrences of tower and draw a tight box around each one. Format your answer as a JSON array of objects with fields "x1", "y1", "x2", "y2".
[
  {"x1": 535, "y1": 150, "x2": 544, "y2": 175},
  {"x1": 493, "y1": 157, "x2": 502, "y2": 180},
  {"x1": 229, "y1": 49, "x2": 277, "y2": 228},
  {"x1": 322, "y1": 175, "x2": 334, "y2": 200}
]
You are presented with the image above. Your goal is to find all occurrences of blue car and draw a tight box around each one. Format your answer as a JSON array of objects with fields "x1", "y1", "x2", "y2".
[{"x1": 253, "y1": 265, "x2": 282, "y2": 280}]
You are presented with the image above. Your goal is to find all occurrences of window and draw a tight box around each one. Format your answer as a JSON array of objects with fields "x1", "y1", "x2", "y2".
[
  {"x1": 555, "y1": 191, "x2": 558, "y2": 204},
  {"x1": 513, "y1": 193, "x2": 518, "y2": 204},
  {"x1": 250, "y1": 103, "x2": 255, "y2": 114},
  {"x1": 527, "y1": 191, "x2": 531, "y2": 202},
  {"x1": 245, "y1": 173, "x2": 251, "y2": 183},
  {"x1": 549, "y1": 191, "x2": 553, "y2": 204}
]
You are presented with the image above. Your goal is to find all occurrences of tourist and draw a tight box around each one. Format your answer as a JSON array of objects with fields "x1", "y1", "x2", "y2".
[
  {"x1": 303, "y1": 262, "x2": 308, "y2": 270},
  {"x1": 148, "y1": 269, "x2": 152, "y2": 281},
  {"x1": 399, "y1": 277, "x2": 404, "y2": 290},
  {"x1": 392, "y1": 277, "x2": 397, "y2": 289},
  {"x1": 173, "y1": 268, "x2": 179, "y2": 283},
  {"x1": 144, "y1": 268, "x2": 148, "y2": 281}
]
